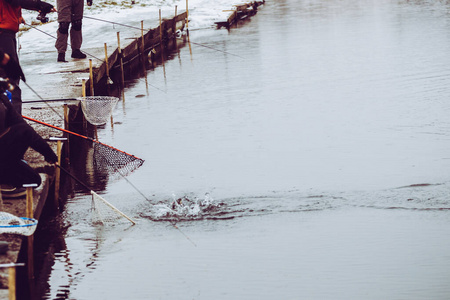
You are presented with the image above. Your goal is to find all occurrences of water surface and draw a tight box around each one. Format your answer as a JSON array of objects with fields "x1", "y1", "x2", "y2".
[{"x1": 43, "y1": 1, "x2": 450, "y2": 299}]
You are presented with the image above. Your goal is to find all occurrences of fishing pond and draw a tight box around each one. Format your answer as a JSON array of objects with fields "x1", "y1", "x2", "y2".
[{"x1": 41, "y1": 0, "x2": 450, "y2": 299}]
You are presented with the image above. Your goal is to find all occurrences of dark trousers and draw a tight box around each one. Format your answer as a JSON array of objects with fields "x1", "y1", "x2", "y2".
[
  {"x1": 0, "y1": 29, "x2": 22, "y2": 114},
  {"x1": 0, "y1": 123, "x2": 42, "y2": 187},
  {"x1": 55, "y1": 0, "x2": 84, "y2": 53}
]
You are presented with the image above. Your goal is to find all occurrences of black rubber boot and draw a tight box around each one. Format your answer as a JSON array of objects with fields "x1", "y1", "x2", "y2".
[
  {"x1": 57, "y1": 53, "x2": 67, "y2": 62},
  {"x1": 71, "y1": 49, "x2": 87, "y2": 59}
]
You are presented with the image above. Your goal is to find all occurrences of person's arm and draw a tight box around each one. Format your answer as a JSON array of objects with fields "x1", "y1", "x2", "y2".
[
  {"x1": 0, "y1": 94, "x2": 57, "y2": 163},
  {"x1": 5, "y1": 0, "x2": 54, "y2": 13}
]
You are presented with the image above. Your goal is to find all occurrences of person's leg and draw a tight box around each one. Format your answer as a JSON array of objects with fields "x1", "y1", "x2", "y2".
[
  {"x1": 0, "y1": 161, "x2": 42, "y2": 188},
  {"x1": 0, "y1": 123, "x2": 42, "y2": 187},
  {"x1": 70, "y1": 0, "x2": 86, "y2": 58},
  {"x1": 0, "y1": 31, "x2": 22, "y2": 113},
  {"x1": 55, "y1": 0, "x2": 73, "y2": 62}
]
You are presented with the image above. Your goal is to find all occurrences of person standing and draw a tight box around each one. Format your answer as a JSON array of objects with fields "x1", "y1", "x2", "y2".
[
  {"x1": 0, "y1": 0, "x2": 55, "y2": 113},
  {"x1": 55, "y1": 0, "x2": 92, "y2": 62}
]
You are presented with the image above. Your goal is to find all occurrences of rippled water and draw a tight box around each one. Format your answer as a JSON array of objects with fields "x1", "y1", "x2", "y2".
[{"x1": 42, "y1": 0, "x2": 450, "y2": 299}]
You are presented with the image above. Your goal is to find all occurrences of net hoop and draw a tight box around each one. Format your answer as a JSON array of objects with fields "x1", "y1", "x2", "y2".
[
  {"x1": 78, "y1": 96, "x2": 119, "y2": 126},
  {"x1": 0, "y1": 213, "x2": 38, "y2": 236}
]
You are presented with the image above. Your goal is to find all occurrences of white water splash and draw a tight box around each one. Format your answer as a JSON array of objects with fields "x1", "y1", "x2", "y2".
[{"x1": 152, "y1": 192, "x2": 217, "y2": 220}]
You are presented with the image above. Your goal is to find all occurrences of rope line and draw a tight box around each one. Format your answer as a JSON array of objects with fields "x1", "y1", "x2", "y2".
[
  {"x1": 25, "y1": 23, "x2": 104, "y2": 62},
  {"x1": 84, "y1": 16, "x2": 150, "y2": 32}
]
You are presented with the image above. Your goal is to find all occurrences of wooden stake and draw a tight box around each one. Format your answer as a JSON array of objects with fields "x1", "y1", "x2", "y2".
[
  {"x1": 186, "y1": 0, "x2": 189, "y2": 35},
  {"x1": 63, "y1": 104, "x2": 68, "y2": 130},
  {"x1": 141, "y1": 21, "x2": 145, "y2": 53},
  {"x1": 63, "y1": 104, "x2": 70, "y2": 159},
  {"x1": 141, "y1": 20, "x2": 149, "y2": 95},
  {"x1": 82, "y1": 79, "x2": 87, "y2": 130},
  {"x1": 117, "y1": 33, "x2": 124, "y2": 84},
  {"x1": 8, "y1": 266, "x2": 15, "y2": 300},
  {"x1": 54, "y1": 140, "x2": 62, "y2": 208},
  {"x1": 159, "y1": 9, "x2": 166, "y2": 81},
  {"x1": 89, "y1": 59, "x2": 94, "y2": 96},
  {"x1": 24, "y1": 184, "x2": 37, "y2": 292},
  {"x1": 25, "y1": 186, "x2": 33, "y2": 219},
  {"x1": 117, "y1": 32, "x2": 126, "y2": 101},
  {"x1": 104, "y1": 43, "x2": 113, "y2": 85},
  {"x1": 159, "y1": 9, "x2": 163, "y2": 48},
  {"x1": 173, "y1": 6, "x2": 179, "y2": 51},
  {"x1": 82, "y1": 79, "x2": 86, "y2": 98}
]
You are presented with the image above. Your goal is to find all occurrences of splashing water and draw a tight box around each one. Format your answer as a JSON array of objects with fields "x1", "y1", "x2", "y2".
[{"x1": 145, "y1": 192, "x2": 223, "y2": 221}]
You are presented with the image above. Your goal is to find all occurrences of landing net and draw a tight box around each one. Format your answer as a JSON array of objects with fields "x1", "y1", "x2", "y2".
[
  {"x1": 90, "y1": 191, "x2": 135, "y2": 225},
  {"x1": 79, "y1": 96, "x2": 119, "y2": 126},
  {"x1": 0, "y1": 212, "x2": 38, "y2": 236},
  {"x1": 93, "y1": 142, "x2": 144, "y2": 179}
]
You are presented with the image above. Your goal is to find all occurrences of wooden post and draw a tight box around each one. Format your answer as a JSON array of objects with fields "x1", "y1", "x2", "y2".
[
  {"x1": 63, "y1": 104, "x2": 70, "y2": 159},
  {"x1": 141, "y1": 20, "x2": 149, "y2": 95},
  {"x1": 25, "y1": 185, "x2": 34, "y2": 219},
  {"x1": 0, "y1": 263, "x2": 26, "y2": 300},
  {"x1": 8, "y1": 266, "x2": 15, "y2": 300},
  {"x1": 159, "y1": 9, "x2": 166, "y2": 80},
  {"x1": 104, "y1": 43, "x2": 115, "y2": 127},
  {"x1": 173, "y1": 6, "x2": 178, "y2": 51},
  {"x1": 186, "y1": 0, "x2": 189, "y2": 35},
  {"x1": 159, "y1": 9, "x2": 163, "y2": 52},
  {"x1": 54, "y1": 140, "x2": 62, "y2": 208},
  {"x1": 89, "y1": 59, "x2": 94, "y2": 96},
  {"x1": 63, "y1": 104, "x2": 68, "y2": 130},
  {"x1": 82, "y1": 79, "x2": 87, "y2": 130},
  {"x1": 49, "y1": 137, "x2": 67, "y2": 208},
  {"x1": 24, "y1": 183, "x2": 37, "y2": 295},
  {"x1": 82, "y1": 79, "x2": 86, "y2": 98},
  {"x1": 104, "y1": 43, "x2": 113, "y2": 85},
  {"x1": 141, "y1": 21, "x2": 145, "y2": 53},
  {"x1": 117, "y1": 32, "x2": 126, "y2": 101}
]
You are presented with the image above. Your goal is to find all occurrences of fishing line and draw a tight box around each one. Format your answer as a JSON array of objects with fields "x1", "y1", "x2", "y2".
[
  {"x1": 23, "y1": 115, "x2": 195, "y2": 246},
  {"x1": 22, "y1": 81, "x2": 65, "y2": 120},
  {"x1": 83, "y1": 15, "x2": 243, "y2": 59},
  {"x1": 56, "y1": 164, "x2": 136, "y2": 225},
  {"x1": 108, "y1": 164, "x2": 197, "y2": 247},
  {"x1": 23, "y1": 98, "x2": 78, "y2": 103},
  {"x1": 26, "y1": 22, "x2": 167, "y2": 94},
  {"x1": 180, "y1": 38, "x2": 245, "y2": 59},
  {"x1": 24, "y1": 23, "x2": 104, "y2": 62},
  {"x1": 84, "y1": 16, "x2": 149, "y2": 32}
]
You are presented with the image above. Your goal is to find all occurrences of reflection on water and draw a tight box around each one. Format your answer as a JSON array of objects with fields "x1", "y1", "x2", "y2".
[{"x1": 42, "y1": 0, "x2": 450, "y2": 299}]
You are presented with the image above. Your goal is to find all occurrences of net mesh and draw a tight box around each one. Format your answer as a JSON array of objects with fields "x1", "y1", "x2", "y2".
[
  {"x1": 0, "y1": 212, "x2": 38, "y2": 236},
  {"x1": 93, "y1": 142, "x2": 145, "y2": 180},
  {"x1": 79, "y1": 96, "x2": 119, "y2": 126},
  {"x1": 90, "y1": 191, "x2": 135, "y2": 225}
]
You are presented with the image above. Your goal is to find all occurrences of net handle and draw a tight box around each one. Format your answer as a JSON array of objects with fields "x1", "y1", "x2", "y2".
[
  {"x1": 91, "y1": 191, "x2": 136, "y2": 225},
  {"x1": 22, "y1": 115, "x2": 143, "y2": 161},
  {"x1": 57, "y1": 165, "x2": 136, "y2": 225}
]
